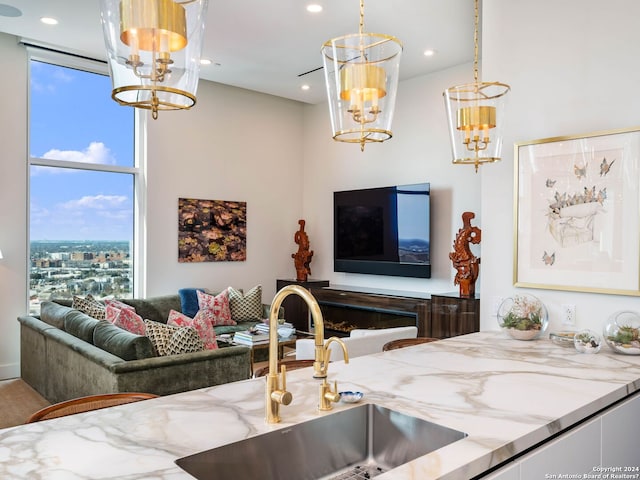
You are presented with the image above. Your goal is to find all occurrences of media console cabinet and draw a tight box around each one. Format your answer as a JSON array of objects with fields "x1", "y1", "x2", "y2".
[{"x1": 276, "y1": 281, "x2": 479, "y2": 339}]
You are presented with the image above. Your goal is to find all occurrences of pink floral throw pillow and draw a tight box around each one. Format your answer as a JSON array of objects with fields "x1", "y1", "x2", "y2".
[
  {"x1": 107, "y1": 305, "x2": 146, "y2": 336},
  {"x1": 196, "y1": 290, "x2": 235, "y2": 326},
  {"x1": 105, "y1": 304, "x2": 122, "y2": 324},
  {"x1": 104, "y1": 299, "x2": 136, "y2": 312},
  {"x1": 167, "y1": 309, "x2": 218, "y2": 350}
]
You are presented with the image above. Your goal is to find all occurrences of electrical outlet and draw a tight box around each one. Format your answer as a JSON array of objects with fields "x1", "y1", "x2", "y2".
[{"x1": 561, "y1": 304, "x2": 576, "y2": 326}]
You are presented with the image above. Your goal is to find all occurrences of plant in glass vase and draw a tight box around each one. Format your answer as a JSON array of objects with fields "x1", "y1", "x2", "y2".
[
  {"x1": 497, "y1": 294, "x2": 548, "y2": 340},
  {"x1": 603, "y1": 311, "x2": 640, "y2": 355}
]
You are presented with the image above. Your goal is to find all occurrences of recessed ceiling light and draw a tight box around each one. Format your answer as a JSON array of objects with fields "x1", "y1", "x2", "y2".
[
  {"x1": 301, "y1": 84, "x2": 311, "y2": 91},
  {"x1": 200, "y1": 59, "x2": 221, "y2": 67},
  {"x1": 423, "y1": 49, "x2": 436, "y2": 57},
  {"x1": 40, "y1": 16, "x2": 58, "y2": 25},
  {"x1": 306, "y1": 4, "x2": 323, "y2": 13},
  {"x1": 0, "y1": 4, "x2": 22, "y2": 17}
]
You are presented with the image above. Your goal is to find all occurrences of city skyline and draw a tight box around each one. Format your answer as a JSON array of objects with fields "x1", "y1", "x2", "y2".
[{"x1": 29, "y1": 239, "x2": 132, "y2": 314}]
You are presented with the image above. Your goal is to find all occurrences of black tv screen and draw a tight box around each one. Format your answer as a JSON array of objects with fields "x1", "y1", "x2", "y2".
[{"x1": 334, "y1": 183, "x2": 431, "y2": 278}]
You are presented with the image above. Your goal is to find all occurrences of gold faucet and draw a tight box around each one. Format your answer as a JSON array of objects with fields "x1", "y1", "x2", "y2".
[{"x1": 265, "y1": 285, "x2": 349, "y2": 423}]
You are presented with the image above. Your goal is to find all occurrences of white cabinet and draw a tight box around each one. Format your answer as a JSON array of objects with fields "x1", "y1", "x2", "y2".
[
  {"x1": 601, "y1": 393, "x2": 640, "y2": 468},
  {"x1": 481, "y1": 462, "x2": 519, "y2": 480},
  {"x1": 479, "y1": 392, "x2": 640, "y2": 479},
  {"x1": 519, "y1": 418, "x2": 600, "y2": 480}
]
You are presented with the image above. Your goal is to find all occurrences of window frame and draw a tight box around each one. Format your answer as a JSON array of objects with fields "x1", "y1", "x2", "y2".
[{"x1": 26, "y1": 47, "x2": 147, "y2": 307}]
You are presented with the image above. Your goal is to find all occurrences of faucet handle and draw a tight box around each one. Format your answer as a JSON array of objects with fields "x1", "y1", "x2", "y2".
[
  {"x1": 269, "y1": 365, "x2": 293, "y2": 406},
  {"x1": 327, "y1": 380, "x2": 340, "y2": 403},
  {"x1": 271, "y1": 389, "x2": 292, "y2": 406},
  {"x1": 319, "y1": 378, "x2": 341, "y2": 411}
]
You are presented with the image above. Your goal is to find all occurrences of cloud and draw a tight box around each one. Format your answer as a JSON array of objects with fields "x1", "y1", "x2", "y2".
[
  {"x1": 41, "y1": 142, "x2": 117, "y2": 165},
  {"x1": 52, "y1": 69, "x2": 73, "y2": 83},
  {"x1": 30, "y1": 61, "x2": 74, "y2": 94},
  {"x1": 30, "y1": 78, "x2": 55, "y2": 94},
  {"x1": 61, "y1": 194, "x2": 129, "y2": 211},
  {"x1": 29, "y1": 203, "x2": 51, "y2": 225},
  {"x1": 30, "y1": 194, "x2": 133, "y2": 240}
]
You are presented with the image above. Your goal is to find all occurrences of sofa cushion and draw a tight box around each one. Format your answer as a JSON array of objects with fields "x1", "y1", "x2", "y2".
[
  {"x1": 52, "y1": 298, "x2": 73, "y2": 308},
  {"x1": 93, "y1": 320, "x2": 156, "y2": 361},
  {"x1": 64, "y1": 310, "x2": 101, "y2": 343},
  {"x1": 228, "y1": 285, "x2": 263, "y2": 321},
  {"x1": 197, "y1": 290, "x2": 235, "y2": 326},
  {"x1": 168, "y1": 309, "x2": 218, "y2": 350},
  {"x1": 72, "y1": 294, "x2": 106, "y2": 320},
  {"x1": 178, "y1": 288, "x2": 205, "y2": 318},
  {"x1": 40, "y1": 301, "x2": 70, "y2": 330},
  {"x1": 120, "y1": 295, "x2": 181, "y2": 323},
  {"x1": 119, "y1": 298, "x2": 163, "y2": 323},
  {"x1": 144, "y1": 319, "x2": 204, "y2": 356}
]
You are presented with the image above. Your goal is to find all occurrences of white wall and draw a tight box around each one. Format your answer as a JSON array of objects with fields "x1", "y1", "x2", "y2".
[
  {"x1": 301, "y1": 63, "x2": 482, "y2": 294},
  {"x1": 0, "y1": 33, "x2": 27, "y2": 379},
  {"x1": 480, "y1": 0, "x2": 640, "y2": 333},
  {"x1": 145, "y1": 80, "x2": 305, "y2": 301}
]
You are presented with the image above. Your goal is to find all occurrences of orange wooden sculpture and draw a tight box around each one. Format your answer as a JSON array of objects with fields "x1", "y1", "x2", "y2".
[
  {"x1": 292, "y1": 219, "x2": 314, "y2": 282},
  {"x1": 449, "y1": 211, "x2": 481, "y2": 297}
]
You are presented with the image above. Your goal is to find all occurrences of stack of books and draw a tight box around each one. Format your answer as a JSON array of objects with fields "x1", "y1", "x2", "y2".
[
  {"x1": 233, "y1": 330, "x2": 269, "y2": 345},
  {"x1": 254, "y1": 321, "x2": 294, "y2": 335}
]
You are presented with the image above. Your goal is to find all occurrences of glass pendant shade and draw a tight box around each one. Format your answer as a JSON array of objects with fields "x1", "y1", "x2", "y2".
[
  {"x1": 100, "y1": 0, "x2": 208, "y2": 119},
  {"x1": 443, "y1": 81, "x2": 510, "y2": 171},
  {"x1": 443, "y1": 0, "x2": 510, "y2": 171},
  {"x1": 322, "y1": 33, "x2": 402, "y2": 151}
]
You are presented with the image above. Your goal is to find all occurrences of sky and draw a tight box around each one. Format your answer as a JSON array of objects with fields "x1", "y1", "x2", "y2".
[{"x1": 29, "y1": 60, "x2": 135, "y2": 242}]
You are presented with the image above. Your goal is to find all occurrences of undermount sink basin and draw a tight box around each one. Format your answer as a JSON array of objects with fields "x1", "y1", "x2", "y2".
[{"x1": 175, "y1": 403, "x2": 467, "y2": 480}]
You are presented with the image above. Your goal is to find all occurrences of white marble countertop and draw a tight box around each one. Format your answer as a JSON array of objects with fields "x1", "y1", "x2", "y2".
[{"x1": 2, "y1": 331, "x2": 640, "y2": 479}]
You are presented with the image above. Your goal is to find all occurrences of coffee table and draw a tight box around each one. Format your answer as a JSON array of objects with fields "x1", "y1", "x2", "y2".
[{"x1": 218, "y1": 334, "x2": 301, "y2": 375}]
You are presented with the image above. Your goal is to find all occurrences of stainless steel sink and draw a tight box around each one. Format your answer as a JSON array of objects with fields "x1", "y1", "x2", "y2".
[{"x1": 175, "y1": 403, "x2": 466, "y2": 479}]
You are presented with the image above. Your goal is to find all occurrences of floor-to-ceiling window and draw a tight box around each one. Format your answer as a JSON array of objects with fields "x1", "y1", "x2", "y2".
[{"x1": 27, "y1": 49, "x2": 141, "y2": 314}]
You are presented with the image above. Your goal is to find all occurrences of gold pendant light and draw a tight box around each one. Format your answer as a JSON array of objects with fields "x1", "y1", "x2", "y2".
[
  {"x1": 443, "y1": 0, "x2": 510, "y2": 171},
  {"x1": 322, "y1": 0, "x2": 402, "y2": 151},
  {"x1": 100, "y1": 0, "x2": 209, "y2": 119}
]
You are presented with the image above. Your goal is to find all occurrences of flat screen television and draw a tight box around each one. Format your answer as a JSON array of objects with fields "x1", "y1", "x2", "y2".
[{"x1": 334, "y1": 183, "x2": 431, "y2": 278}]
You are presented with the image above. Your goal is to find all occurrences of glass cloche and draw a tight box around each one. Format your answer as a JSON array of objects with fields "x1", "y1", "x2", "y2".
[
  {"x1": 497, "y1": 294, "x2": 549, "y2": 340},
  {"x1": 603, "y1": 310, "x2": 640, "y2": 355},
  {"x1": 573, "y1": 329, "x2": 602, "y2": 354}
]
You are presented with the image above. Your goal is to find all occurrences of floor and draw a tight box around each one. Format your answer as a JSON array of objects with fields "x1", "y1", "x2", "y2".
[{"x1": 0, "y1": 378, "x2": 50, "y2": 429}]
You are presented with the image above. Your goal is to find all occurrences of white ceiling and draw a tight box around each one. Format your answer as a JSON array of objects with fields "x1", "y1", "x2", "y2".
[{"x1": 0, "y1": 0, "x2": 474, "y2": 104}]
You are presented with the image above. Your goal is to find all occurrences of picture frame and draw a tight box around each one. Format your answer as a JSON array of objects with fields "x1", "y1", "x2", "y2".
[
  {"x1": 178, "y1": 197, "x2": 247, "y2": 263},
  {"x1": 514, "y1": 126, "x2": 640, "y2": 296}
]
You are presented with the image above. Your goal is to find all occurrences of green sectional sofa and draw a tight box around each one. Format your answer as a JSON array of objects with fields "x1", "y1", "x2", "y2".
[{"x1": 17, "y1": 294, "x2": 273, "y2": 404}]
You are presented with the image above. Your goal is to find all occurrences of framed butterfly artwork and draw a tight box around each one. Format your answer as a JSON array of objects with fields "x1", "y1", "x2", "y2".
[{"x1": 513, "y1": 126, "x2": 640, "y2": 295}]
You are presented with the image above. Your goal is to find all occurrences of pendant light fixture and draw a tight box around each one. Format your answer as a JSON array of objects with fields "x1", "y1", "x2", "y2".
[
  {"x1": 322, "y1": 0, "x2": 402, "y2": 151},
  {"x1": 443, "y1": 0, "x2": 510, "y2": 171},
  {"x1": 99, "y1": 0, "x2": 209, "y2": 119}
]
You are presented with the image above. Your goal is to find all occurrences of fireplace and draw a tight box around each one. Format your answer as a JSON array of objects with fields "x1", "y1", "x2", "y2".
[{"x1": 314, "y1": 304, "x2": 418, "y2": 337}]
